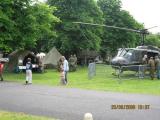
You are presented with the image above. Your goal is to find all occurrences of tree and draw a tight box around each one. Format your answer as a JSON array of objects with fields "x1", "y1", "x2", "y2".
[
  {"x1": 0, "y1": 0, "x2": 15, "y2": 52},
  {"x1": 97, "y1": 0, "x2": 143, "y2": 57},
  {"x1": 32, "y1": 3, "x2": 60, "y2": 52},
  {"x1": 11, "y1": 0, "x2": 38, "y2": 50},
  {"x1": 47, "y1": 0, "x2": 104, "y2": 55},
  {"x1": 145, "y1": 34, "x2": 160, "y2": 47},
  {"x1": 0, "y1": 0, "x2": 59, "y2": 52}
]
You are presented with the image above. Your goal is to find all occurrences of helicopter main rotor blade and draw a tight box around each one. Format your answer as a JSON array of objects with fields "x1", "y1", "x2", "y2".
[
  {"x1": 146, "y1": 26, "x2": 158, "y2": 30},
  {"x1": 73, "y1": 21, "x2": 141, "y2": 33}
]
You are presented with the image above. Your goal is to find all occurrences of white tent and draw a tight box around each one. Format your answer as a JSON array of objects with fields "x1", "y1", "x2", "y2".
[{"x1": 42, "y1": 47, "x2": 62, "y2": 67}]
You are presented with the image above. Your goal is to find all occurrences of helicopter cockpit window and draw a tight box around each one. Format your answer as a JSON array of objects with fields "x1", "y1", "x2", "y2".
[
  {"x1": 123, "y1": 50, "x2": 133, "y2": 60},
  {"x1": 118, "y1": 49, "x2": 128, "y2": 57}
]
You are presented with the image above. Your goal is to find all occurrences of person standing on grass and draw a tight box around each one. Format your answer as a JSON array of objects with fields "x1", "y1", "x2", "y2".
[
  {"x1": 0, "y1": 61, "x2": 4, "y2": 81},
  {"x1": 61, "y1": 56, "x2": 69, "y2": 84},
  {"x1": 155, "y1": 56, "x2": 160, "y2": 79},
  {"x1": 25, "y1": 58, "x2": 32, "y2": 84},
  {"x1": 148, "y1": 57, "x2": 155, "y2": 80},
  {"x1": 142, "y1": 54, "x2": 148, "y2": 64},
  {"x1": 59, "y1": 58, "x2": 66, "y2": 85},
  {"x1": 140, "y1": 54, "x2": 148, "y2": 78}
]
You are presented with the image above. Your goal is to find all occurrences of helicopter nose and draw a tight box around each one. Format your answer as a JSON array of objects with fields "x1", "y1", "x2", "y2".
[
  {"x1": 111, "y1": 57, "x2": 127, "y2": 65},
  {"x1": 111, "y1": 59, "x2": 117, "y2": 65},
  {"x1": 111, "y1": 58, "x2": 120, "y2": 65}
]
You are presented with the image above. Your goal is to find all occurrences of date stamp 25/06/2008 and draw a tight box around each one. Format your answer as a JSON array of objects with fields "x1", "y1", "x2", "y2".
[{"x1": 111, "y1": 104, "x2": 150, "y2": 110}]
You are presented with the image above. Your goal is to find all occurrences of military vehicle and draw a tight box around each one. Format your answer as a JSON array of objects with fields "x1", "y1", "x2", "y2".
[{"x1": 111, "y1": 45, "x2": 160, "y2": 72}]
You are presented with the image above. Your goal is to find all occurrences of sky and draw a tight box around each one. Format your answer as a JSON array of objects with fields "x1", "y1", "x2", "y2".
[
  {"x1": 38, "y1": 0, "x2": 160, "y2": 33},
  {"x1": 121, "y1": 0, "x2": 160, "y2": 34}
]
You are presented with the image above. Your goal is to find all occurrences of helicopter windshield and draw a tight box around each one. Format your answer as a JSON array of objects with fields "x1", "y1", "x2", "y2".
[
  {"x1": 117, "y1": 48, "x2": 128, "y2": 57},
  {"x1": 123, "y1": 50, "x2": 134, "y2": 60}
]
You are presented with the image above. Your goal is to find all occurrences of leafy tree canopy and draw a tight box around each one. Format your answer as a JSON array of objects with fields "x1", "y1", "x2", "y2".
[
  {"x1": 0, "y1": 0, "x2": 59, "y2": 52},
  {"x1": 145, "y1": 33, "x2": 160, "y2": 48},
  {"x1": 97, "y1": 0, "x2": 143, "y2": 57},
  {"x1": 48, "y1": 0, "x2": 104, "y2": 55}
]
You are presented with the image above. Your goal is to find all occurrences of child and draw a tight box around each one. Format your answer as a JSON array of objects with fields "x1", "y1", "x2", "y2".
[
  {"x1": 0, "y1": 61, "x2": 4, "y2": 81},
  {"x1": 26, "y1": 58, "x2": 32, "y2": 84},
  {"x1": 59, "y1": 60, "x2": 66, "y2": 85}
]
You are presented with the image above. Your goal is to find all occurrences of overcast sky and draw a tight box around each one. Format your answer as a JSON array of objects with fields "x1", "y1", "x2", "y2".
[{"x1": 121, "y1": 0, "x2": 160, "y2": 33}]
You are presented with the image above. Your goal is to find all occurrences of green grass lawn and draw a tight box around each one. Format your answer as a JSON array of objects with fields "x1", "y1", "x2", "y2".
[
  {"x1": 0, "y1": 111, "x2": 57, "y2": 120},
  {"x1": 3, "y1": 64, "x2": 160, "y2": 95}
]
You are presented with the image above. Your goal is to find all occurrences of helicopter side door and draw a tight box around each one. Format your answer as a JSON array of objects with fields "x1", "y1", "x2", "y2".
[{"x1": 147, "y1": 52, "x2": 159, "y2": 59}]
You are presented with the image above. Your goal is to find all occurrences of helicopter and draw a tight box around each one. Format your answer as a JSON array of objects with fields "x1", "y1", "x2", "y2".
[
  {"x1": 111, "y1": 45, "x2": 160, "y2": 72},
  {"x1": 73, "y1": 22, "x2": 159, "y2": 72}
]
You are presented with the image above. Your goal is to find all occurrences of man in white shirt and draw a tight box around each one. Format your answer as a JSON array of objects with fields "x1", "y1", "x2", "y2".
[{"x1": 61, "y1": 56, "x2": 69, "y2": 84}]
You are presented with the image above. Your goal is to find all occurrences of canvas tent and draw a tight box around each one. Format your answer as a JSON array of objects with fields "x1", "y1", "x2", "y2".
[
  {"x1": 42, "y1": 47, "x2": 62, "y2": 68},
  {"x1": 6, "y1": 50, "x2": 39, "y2": 72}
]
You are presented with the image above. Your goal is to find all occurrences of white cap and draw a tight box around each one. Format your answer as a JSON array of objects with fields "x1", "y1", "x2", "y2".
[{"x1": 84, "y1": 113, "x2": 93, "y2": 120}]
